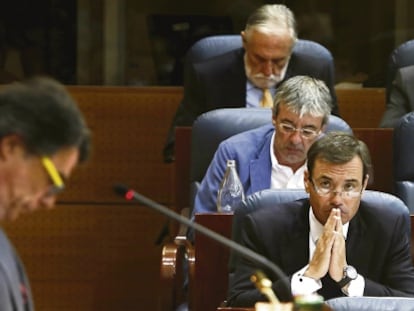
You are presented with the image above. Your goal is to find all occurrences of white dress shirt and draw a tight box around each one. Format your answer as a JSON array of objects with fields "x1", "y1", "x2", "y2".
[{"x1": 269, "y1": 132, "x2": 306, "y2": 189}]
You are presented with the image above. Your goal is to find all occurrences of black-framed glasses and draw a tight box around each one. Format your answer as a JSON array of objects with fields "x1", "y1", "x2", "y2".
[
  {"x1": 277, "y1": 122, "x2": 320, "y2": 139},
  {"x1": 310, "y1": 179, "x2": 362, "y2": 198},
  {"x1": 41, "y1": 156, "x2": 65, "y2": 195}
]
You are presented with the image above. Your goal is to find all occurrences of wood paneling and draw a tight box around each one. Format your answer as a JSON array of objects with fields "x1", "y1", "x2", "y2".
[
  {"x1": 61, "y1": 86, "x2": 183, "y2": 205},
  {"x1": 336, "y1": 88, "x2": 385, "y2": 128},
  {"x1": 4, "y1": 86, "x2": 183, "y2": 311}
]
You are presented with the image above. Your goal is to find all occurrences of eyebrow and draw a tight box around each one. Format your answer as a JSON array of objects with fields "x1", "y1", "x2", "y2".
[
  {"x1": 279, "y1": 119, "x2": 319, "y2": 129},
  {"x1": 317, "y1": 176, "x2": 360, "y2": 184}
]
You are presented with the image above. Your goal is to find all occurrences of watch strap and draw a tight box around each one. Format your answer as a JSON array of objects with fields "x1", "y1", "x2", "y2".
[{"x1": 337, "y1": 276, "x2": 352, "y2": 288}]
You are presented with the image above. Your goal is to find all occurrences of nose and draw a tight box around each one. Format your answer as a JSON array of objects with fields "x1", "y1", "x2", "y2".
[
  {"x1": 288, "y1": 130, "x2": 303, "y2": 144},
  {"x1": 329, "y1": 190, "x2": 345, "y2": 206},
  {"x1": 262, "y1": 60, "x2": 273, "y2": 76}
]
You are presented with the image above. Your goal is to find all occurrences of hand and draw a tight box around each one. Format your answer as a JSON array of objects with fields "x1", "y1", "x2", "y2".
[
  {"x1": 304, "y1": 208, "x2": 340, "y2": 280},
  {"x1": 329, "y1": 209, "x2": 347, "y2": 282}
]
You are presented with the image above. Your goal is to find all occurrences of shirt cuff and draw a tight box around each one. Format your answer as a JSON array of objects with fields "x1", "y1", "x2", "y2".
[
  {"x1": 342, "y1": 274, "x2": 365, "y2": 297},
  {"x1": 291, "y1": 265, "x2": 322, "y2": 297}
]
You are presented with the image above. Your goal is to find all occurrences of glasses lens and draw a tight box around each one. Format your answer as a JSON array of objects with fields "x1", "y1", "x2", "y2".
[
  {"x1": 280, "y1": 123, "x2": 295, "y2": 133},
  {"x1": 301, "y1": 128, "x2": 318, "y2": 138},
  {"x1": 279, "y1": 123, "x2": 318, "y2": 139},
  {"x1": 312, "y1": 179, "x2": 361, "y2": 197}
]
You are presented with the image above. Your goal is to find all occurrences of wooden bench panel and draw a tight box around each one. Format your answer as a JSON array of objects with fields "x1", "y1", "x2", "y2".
[
  {"x1": 4, "y1": 202, "x2": 165, "y2": 311},
  {"x1": 60, "y1": 86, "x2": 183, "y2": 205},
  {"x1": 195, "y1": 213, "x2": 233, "y2": 311},
  {"x1": 336, "y1": 88, "x2": 385, "y2": 128},
  {"x1": 352, "y1": 128, "x2": 393, "y2": 193}
]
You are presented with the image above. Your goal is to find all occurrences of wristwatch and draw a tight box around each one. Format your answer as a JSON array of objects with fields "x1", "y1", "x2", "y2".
[{"x1": 337, "y1": 265, "x2": 357, "y2": 288}]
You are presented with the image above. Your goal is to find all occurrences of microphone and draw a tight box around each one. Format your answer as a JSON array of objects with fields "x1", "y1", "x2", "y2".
[{"x1": 113, "y1": 184, "x2": 291, "y2": 302}]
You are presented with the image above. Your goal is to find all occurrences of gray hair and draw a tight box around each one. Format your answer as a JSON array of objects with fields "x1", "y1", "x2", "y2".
[
  {"x1": 273, "y1": 75, "x2": 332, "y2": 126},
  {"x1": 244, "y1": 4, "x2": 297, "y2": 43}
]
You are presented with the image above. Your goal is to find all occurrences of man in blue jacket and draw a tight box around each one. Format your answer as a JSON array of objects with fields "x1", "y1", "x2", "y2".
[{"x1": 193, "y1": 75, "x2": 332, "y2": 215}]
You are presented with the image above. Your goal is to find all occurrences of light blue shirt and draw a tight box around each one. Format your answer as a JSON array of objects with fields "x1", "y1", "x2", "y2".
[{"x1": 246, "y1": 81, "x2": 276, "y2": 107}]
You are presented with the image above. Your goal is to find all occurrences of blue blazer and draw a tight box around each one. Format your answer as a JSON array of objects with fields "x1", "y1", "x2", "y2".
[{"x1": 193, "y1": 124, "x2": 274, "y2": 215}]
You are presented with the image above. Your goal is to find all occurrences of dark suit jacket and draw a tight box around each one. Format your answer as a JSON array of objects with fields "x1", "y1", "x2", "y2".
[
  {"x1": 0, "y1": 228, "x2": 34, "y2": 311},
  {"x1": 380, "y1": 65, "x2": 414, "y2": 128},
  {"x1": 163, "y1": 48, "x2": 339, "y2": 162},
  {"x1": 227, "y1": 198, "x2": 414, "y2": 307}
]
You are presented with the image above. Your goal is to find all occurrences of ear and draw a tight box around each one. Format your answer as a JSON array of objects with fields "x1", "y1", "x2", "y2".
[
  {"x1": 241, "y1": 31, "x2": 247, "y2": 48},
  {"x1": 0, "y1": 135, "x2": 25, "y2": 160},
  {"x1": 362, "y1": 174, "x2": 369, "y2": 191},
  {"x1": 272, "y1": 115, "x2": 277, "y2": 127},
  {"x1": 304, "y1": 170, "x2": 310, "y2": 193}
]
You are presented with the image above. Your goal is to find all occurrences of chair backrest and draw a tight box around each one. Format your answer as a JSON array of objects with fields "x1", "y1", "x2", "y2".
[
  {"x1": 229, "y1": 189, "x2": 308, "y2": 272},
  {"x1": 393, "y1": 111, "x2": 414, "y2": 213},
  {"x1": 184, "y1": 35, "x2": 242, "y2": 65},
  {"x1": 190, "y1": 108, "x2": 352, "y2": 185},
  {"x1": 326, "y1": 296, "x2": 414, "y2": 311},
  {"x1": 183, "y1": 35, "x2": 334, "y2": 83},
  {"x1": 386, "y1": 39, "x2": 414, "y2": 102},
  {"x1": 185, "y1": 34, "x2": 333, "y2": 64}
]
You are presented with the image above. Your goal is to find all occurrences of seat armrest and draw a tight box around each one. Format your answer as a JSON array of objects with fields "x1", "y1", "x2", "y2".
[{"x1": 159, "y1": 208, "x2": 195, "y2": 311}]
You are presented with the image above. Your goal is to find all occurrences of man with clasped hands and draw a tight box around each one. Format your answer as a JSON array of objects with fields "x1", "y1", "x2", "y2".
[{"x1": 228, "y1": 132, "x2": 414, "y2": 306}]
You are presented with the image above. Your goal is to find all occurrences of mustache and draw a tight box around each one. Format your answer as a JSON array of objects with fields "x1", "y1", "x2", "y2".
[{"x1": 250, "y1": 73, "x2": 281, "y2": 88}]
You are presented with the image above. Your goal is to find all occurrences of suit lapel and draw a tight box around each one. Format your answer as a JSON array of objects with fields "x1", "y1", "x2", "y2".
[
  {"x1": 345, "y1": 212, "x2": 369, "y2": 269},
  {"x1": 249, "y1": 129, "x2": 273, "y2": 193},
  {"x1": 280, "y1": 203, "x2": 310, "y2": 273},
  {"x1": 229, "y1": 50, "x2": 247, "y2": 107}
]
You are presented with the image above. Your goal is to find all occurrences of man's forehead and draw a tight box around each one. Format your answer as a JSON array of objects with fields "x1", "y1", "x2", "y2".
[
  {"x1": 277, "y1": 105, "x2": 323, "y2": 125},
  {"x1": 312, "y1": 157, "x2": 364, "y2": 178}
]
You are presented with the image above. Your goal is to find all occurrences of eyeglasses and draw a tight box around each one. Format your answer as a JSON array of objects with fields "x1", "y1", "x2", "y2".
[
  {"x1": 310, "y1": 179, "x2": 362, "y2": 198},
  {"x1": 41, "y1": 156, "x2": 65, "y2": 195},
  {"x1": 277, "y1": 122, "x2": 320, "y2": 139}
]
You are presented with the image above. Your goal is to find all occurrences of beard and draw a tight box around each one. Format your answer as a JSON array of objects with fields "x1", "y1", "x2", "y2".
[{"x1": 244, "y1": 57, "x2": 282, "y2": 89}]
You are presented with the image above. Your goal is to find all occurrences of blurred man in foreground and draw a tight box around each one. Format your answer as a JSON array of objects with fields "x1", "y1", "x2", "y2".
[{"x1": 0, "y1": 77, "x2": 91, "y2": 310}]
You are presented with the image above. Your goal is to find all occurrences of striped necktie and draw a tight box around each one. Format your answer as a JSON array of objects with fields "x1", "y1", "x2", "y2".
[{"x1": 260, "y1": 88, "x2": 273, "y2": 108}]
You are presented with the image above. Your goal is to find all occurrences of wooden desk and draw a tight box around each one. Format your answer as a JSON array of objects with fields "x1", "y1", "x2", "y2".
[{"x1": 194, "y1": 213, "x2": 234, "y2": 311}]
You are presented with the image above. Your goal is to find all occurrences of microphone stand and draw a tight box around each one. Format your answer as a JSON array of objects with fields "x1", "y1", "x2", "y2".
[{"x1": 113, "y1": 184, "x2": 291, "y2": 304}]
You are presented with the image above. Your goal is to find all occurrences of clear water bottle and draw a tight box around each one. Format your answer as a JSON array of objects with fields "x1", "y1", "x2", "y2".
[{"x1": 217, "y1": 159, "x2": 245, "y2": 213}]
